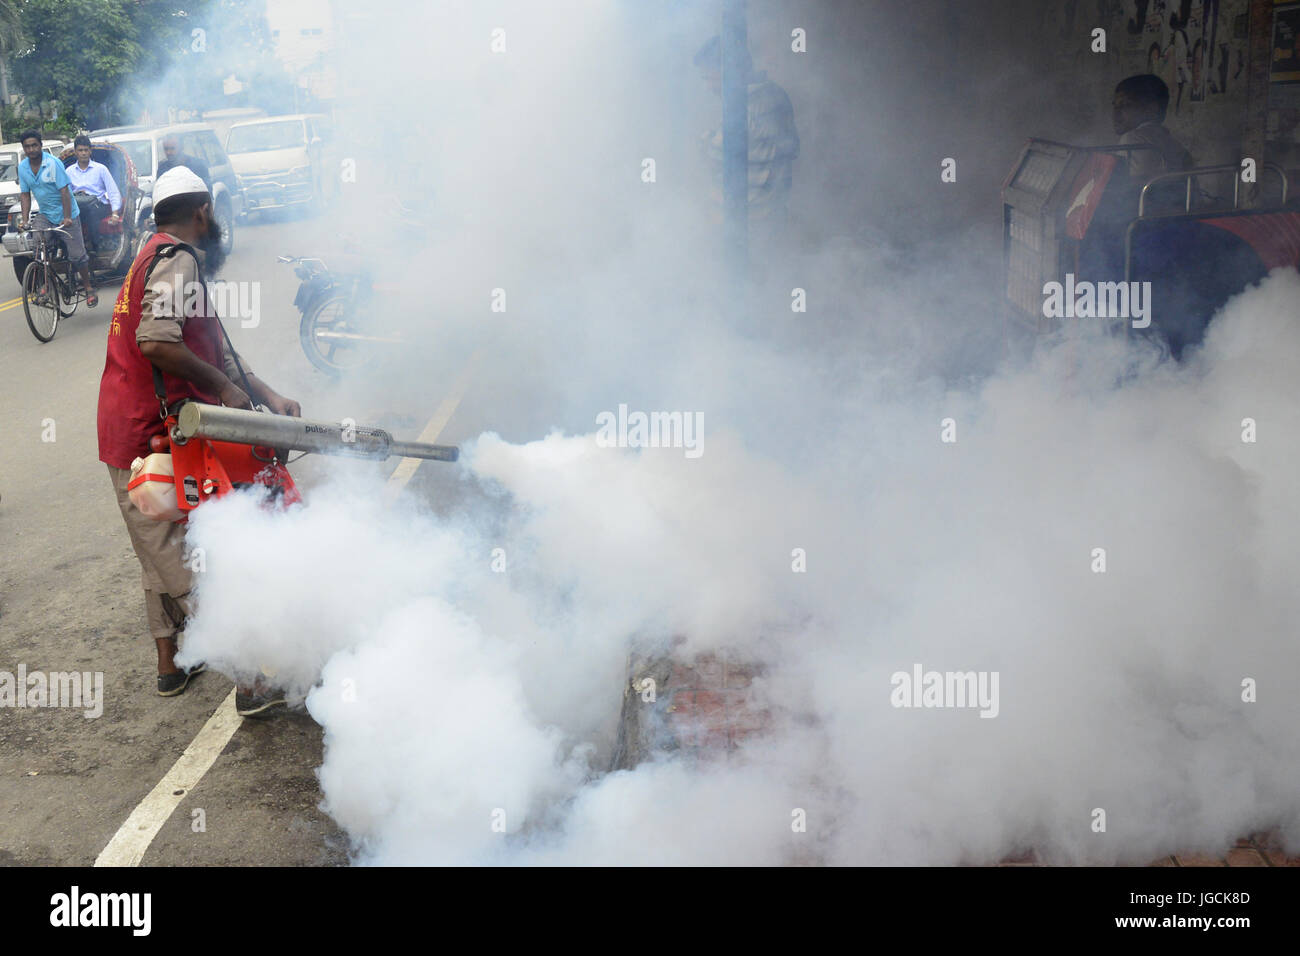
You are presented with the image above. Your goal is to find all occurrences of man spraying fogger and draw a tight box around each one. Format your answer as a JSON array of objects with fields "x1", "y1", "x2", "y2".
[{"x1": 96, "y1": 167, "x2": 300, "y2": 716}]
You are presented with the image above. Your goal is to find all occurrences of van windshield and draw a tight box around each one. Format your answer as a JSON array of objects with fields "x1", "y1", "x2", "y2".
[
  {"x1": 226, "y1": 121, "x2": 305, "y2": 154},
  {"x1": 0, "y1": 152, "x2": 19, "y2": 183},
  {"x1": 114, "y1": 139, "x2": 153, "y2": 178}
]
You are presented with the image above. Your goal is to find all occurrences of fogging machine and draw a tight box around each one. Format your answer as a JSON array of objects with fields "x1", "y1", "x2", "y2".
[{"x1": 142, "y1": 401, "x2": 458, "y2": 515}]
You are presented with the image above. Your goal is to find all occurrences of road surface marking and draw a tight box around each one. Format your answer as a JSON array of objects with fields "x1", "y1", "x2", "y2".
[
  {"x1": 95, "y1": 352, "x2": 480, "y2": 865},
  {"x1": 94, "y1": 689, "x2": 240, "y2": 867},
  {"x1": 385, "y1": 349, "x2": 482, "y2": 494}
]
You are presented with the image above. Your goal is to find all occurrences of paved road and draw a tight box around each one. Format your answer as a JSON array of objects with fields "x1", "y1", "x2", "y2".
[{"x1": 0, "y1": 209, "x2": 479, "y2": 865}]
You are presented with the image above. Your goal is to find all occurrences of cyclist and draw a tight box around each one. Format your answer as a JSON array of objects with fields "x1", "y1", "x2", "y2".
[{"x1": 16, "y1": 129, "x2": 98, "y2": 306}]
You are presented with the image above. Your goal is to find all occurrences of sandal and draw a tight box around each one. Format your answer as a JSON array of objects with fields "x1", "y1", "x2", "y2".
[{"x1": 86, "y1": 293, "x2": 98, "y2": 308}]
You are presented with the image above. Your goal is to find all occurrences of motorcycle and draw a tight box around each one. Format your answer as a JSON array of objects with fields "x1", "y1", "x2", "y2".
[{"x1": 280, "y1": 254, "x2": 401, "y2": 375}]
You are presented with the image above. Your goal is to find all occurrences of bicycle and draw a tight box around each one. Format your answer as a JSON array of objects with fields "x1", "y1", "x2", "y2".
[{"x1": 19, "y1": 224, "x2": 89, "y2": 343}]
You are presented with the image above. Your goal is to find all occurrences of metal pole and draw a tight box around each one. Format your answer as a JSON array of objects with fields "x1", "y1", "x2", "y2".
[
  {"x1": 721, "y1": 0, "x2": 748, "y2": 285},
  {"x1": 173, "y1": 403, "x2": 459, "y2": 462}
]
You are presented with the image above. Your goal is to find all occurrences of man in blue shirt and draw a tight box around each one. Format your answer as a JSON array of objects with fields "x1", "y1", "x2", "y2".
[
  {"x1": 17, "y1": 129, "x2": 97, "y2": 306},
  {"x1": 67, "y1": 133, "x2": 121, "y2": 256}
]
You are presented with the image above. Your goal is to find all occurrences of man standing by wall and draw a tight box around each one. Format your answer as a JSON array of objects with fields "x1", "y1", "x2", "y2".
[
  {"x1": 695, "y1": 35, "x2": 801, "y2": 253},
  {"x1": 97, "y1": 167, "x2": 300, "y2": 715}
]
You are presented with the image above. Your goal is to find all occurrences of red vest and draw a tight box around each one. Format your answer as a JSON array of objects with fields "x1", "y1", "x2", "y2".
[{"x1": 97, "y1": 232, "x2": 225, "y2": 469}]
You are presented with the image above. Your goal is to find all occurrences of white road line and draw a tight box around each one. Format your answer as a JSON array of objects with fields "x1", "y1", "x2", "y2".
[
  {"x1": 95, "y1": 353, "x2": 480, "y2": 866},
  {"x1": 94, "y1": 689, "x2": 240, "y2": 867}
]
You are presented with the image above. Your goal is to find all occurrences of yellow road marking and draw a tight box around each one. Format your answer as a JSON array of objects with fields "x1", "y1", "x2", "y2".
[{"x1": 385, "y1": 348, "x2": 483, "y2": 495}]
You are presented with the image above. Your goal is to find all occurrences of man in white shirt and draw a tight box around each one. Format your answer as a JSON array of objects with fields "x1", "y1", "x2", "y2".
[
  {"x1": 66, "y1": 133, "x2": 121, "y2": 255},
  {"x1": 1112, "y1": 73, "x2": 1193, "y2": 185}
]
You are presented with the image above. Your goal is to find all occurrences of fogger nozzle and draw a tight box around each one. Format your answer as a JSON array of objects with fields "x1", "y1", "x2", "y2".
[{"x1": 173, "y1": 402, "x2": 460, "y2": 462}]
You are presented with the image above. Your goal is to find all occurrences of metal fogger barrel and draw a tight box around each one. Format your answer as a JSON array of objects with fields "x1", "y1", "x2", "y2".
[{"x1": 173, "y1": 402, "x2": 459, "y2": 462}]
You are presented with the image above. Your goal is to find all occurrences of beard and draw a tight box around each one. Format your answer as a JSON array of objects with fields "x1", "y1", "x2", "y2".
[{"x1": 198, "y1": 211, "x2": 227, "y2": 276}]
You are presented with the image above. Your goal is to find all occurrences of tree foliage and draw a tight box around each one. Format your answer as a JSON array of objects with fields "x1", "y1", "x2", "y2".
[
  {"x1": 11, "y1": 0, "x2": 140, "y2": 128},
  {"x1": 11, "y1": 0, "x2": 290, "y2": 130},
  {"x1": 0, "y1": 0, "x2": 25, "y2": 57}
]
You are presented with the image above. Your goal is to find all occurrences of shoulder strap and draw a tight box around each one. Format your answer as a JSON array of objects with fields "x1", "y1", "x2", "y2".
[{"x1": 141, "y1": 240, "x2": 255, "y2": 418}]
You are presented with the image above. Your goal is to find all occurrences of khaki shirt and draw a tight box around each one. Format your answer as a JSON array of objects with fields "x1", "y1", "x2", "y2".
[
  {"x1": 704, "y1": 73, "x2": 800, "y2": 219},
  {"x1": 136, "y1": 239, "x2": 252, "y2": 383}
]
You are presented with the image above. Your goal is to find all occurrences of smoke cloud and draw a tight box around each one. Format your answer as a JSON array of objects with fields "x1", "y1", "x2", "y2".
[{"x1": 171, "y1": 1, "x2": 1300, "y2": 865}]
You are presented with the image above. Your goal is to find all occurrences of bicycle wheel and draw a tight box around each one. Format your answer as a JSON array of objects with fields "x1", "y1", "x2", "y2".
[
  {"x1": 299, "y1": 293, "x2": 374, "y2": 375},
  {"x1": 56, "y1": 267, "x2": 79, "y2": 319},
  {"x1": 22, "y1": 260, "x2": 60, "y2": 342}
]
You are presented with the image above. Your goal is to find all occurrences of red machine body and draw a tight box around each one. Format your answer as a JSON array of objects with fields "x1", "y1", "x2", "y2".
[{"x1": 149, "y1": 418, "x2": 301, "y2": 519}]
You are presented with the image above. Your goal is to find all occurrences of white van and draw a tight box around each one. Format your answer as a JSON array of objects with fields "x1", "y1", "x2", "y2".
[
  {"x1": 225, "y1": 114, "x2": 335, "y2": 216},
  {"x1": 90, "y1": 123, "x2": 243, "y2": 254}
]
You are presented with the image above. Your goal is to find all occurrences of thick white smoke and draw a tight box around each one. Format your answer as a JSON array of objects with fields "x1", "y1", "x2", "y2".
[
  {"x1": 172, "y1": 0, "x2": 1300, "y2": 864},
  {"x1": 178, "y1": 265, "x2": 1300, "y2": 865}
]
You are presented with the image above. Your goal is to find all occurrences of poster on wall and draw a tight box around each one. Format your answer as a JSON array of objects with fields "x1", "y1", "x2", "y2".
[
  {"x1": 1123, "y1": 0, "x2": 1247, "y2": 113},
  {"x1": 1272, "y1": 2, "x2": 1300, "y2": 83}
]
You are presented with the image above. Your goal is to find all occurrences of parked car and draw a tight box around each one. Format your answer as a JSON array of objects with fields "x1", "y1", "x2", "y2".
[
  {"x1": 2, "y1": 140, "x2": 145, "y2": 284},
  {"x1": 225, "y1": 113, "x2": 336, "y2": 218},
  {"x1": 0, "y1": 149, "x2": 22, "y2": 224},
  {"x1": 89, "y1": 122, "x2": 242, "y2": 255}
]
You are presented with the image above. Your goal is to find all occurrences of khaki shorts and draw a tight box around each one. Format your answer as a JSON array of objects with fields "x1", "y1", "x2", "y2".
[
  {"x1": 108, "y1": 464, "x2": 193, "y2": 641},
  {"x1": 31, "y1": 211, "x2": 89, "y2": 268}
]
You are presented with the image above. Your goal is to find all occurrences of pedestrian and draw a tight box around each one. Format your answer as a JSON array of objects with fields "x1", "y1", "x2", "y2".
[
  {"x1": 97, "y1": 167, "x2": 300, "y2": 715},
  {"x1": 695, "y1": 35, "x2": 800, "y2": 253}
]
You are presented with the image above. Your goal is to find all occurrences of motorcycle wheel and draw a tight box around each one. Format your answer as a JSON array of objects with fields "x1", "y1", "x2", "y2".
[{"x1": 299, "y1": 293, "x2": 373, "y2": 376}]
